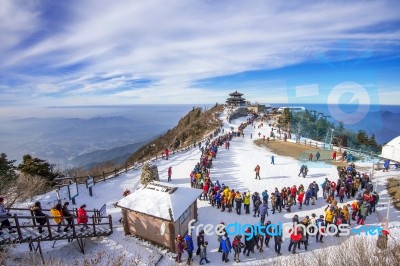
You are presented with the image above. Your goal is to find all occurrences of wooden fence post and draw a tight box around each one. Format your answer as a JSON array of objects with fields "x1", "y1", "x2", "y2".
[{"x1": 13, "y1": 214, "x2": 22, "y2": 239}]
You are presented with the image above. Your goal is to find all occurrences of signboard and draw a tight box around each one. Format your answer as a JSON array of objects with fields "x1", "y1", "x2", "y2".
[
  {"x1": 97, "y1": 204, "x2": 107, "y2": 222},
  {"x1": 68, "y1": 182, "x2": 79, "y2": 200},
  {"x1": 86, "y1": 176, "x2": 94, "y2": 188}
]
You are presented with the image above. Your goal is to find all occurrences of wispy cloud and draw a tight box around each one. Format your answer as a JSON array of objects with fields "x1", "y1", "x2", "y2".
[{"x1": 0, "y1": 0, "x2": 399, "y2": 105}]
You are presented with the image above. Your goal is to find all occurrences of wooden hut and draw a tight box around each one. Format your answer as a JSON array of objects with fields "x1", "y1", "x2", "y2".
[{"x1": 116, "y1": 181, "x2": 202, "y2": 252}]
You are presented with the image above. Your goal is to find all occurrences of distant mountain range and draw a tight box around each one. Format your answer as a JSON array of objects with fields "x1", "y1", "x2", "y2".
[
  {"x1": 0, "y1": 116, "x2": 157, "y2": 167},
  {"x1": 345, "y1": 110, "x2": 400, "y2": 145},
  {"x1": 71, "y1": 141, "x2": 148, "y2": 169}
]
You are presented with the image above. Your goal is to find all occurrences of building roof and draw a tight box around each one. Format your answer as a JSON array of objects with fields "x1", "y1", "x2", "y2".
[
  {"x1": 226, "y1": 97, "x2": 246, "y2": 102},
  {"x1": 381, "y1": 136, "x2": 400, "y2": 162},
  {"x1": 116, "y1": 181, "x2": 202, "y2": 221},
  {"x1": 229, "y1": 91, "x2": 243, "y2": 97}
]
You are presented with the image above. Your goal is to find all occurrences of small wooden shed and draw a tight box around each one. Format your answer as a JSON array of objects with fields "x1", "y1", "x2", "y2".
[{"x1": 116, "y1": 181, "x2": 202, "y2": 252}]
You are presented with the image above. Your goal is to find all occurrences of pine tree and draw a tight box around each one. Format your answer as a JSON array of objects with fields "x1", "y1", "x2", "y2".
[
  {"x1": 356, "y1": 130, "x2": 368, "y2": 146},
  {"x1": 0, "y1": 153, "x2": 17, "y2": 194},
  {"x1": 18, "y1": 154, "x2": 59, "y2": 182},
  {"x1": 368, "y1": 134, "x2": 378, "y2": 147}
]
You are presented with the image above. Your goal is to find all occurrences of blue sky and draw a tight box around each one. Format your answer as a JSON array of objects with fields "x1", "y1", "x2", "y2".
[{"x1": 0, "y1": 0, "x2": 399, "y2": 106}]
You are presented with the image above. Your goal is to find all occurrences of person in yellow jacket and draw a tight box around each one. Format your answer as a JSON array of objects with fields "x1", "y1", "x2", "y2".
[
  {"x1": 228, "y1": 190, "x2": 236, "y2": 212},
  {"x1": 324, "y1": 205, "x2": 334, "y2": 227},
  {"x1": 243, "y1": 192, "x2": 251, "y2": 214},
  {"x1": 50, "y1": 203, "x2": 64, "y2": 232},
  {"x1": 223, "y1": 187, "x2": 230, "y2": 199},
  {"x1": 342, "y1": 205, "x2": 350, "y2": 225},
  {"x1": 351, "y1": 200, "x2": 360, "y2": 220}
]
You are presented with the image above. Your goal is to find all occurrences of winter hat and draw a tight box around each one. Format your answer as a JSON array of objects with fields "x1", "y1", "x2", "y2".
[
  {"x1": 320, "y1": 215, "x2": 324, "y2": 218},
  {"x1": 34, "y1": 201, "x2": 41, "y2": 207},
  {"x1": 311, "y1": 213, "x2": 316, "y2": 217},
  {"x1": 245, "y1": 228, "x2": 251, "y2": 233}
]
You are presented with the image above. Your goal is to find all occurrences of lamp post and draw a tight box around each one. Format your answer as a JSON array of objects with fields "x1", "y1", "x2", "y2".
[
  {"x1": 329, "y1": 128, "x2": 334, "y2": 150},
  {"x1": 56, "y1": 188, "x2": 61, "y2": 204}
]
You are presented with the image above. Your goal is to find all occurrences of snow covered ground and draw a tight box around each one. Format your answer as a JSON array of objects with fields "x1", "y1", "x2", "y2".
[{"x1": 6, "y1": 111, "x2": 400, "y2": 265}]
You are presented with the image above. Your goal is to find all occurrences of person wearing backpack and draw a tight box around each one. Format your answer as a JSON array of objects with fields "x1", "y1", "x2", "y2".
[
  {"x1": 232, "y1": 235, "x2": 245, "y2": 262},
  {"x1": 31, "y1": 201, "x2": 48, "y2": 233}
]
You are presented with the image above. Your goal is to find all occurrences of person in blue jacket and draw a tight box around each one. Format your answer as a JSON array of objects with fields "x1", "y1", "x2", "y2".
[
  {"x1": 221, "y1": 233, "x2": 232, "y2": 263},
  {"x1": 383, "y1": 159, "x2": 390, "y2": 172},
  {"x1": 262, "y1": 190, "x2": 269, "y2": 205},
  {"x1": 185, "y1": 233, "x2": 194, "y2": 265},
  {"x1": 305, "y1": 188, "x2": 313, "y2": 206}
]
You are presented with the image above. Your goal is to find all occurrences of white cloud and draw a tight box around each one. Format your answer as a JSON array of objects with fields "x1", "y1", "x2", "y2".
[{"x1": 0, "y1": 0, "x2": 399, "y2": 105}]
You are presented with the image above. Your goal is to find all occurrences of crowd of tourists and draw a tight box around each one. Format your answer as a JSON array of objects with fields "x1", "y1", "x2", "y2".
[{"x1": 175, "y1": 116, "x2": 382, "y2": 264}]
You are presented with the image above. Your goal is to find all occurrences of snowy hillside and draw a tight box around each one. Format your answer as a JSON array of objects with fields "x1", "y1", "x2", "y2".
[{"x1": 6, "y1": 110, "x2": 400, "y2": 266}]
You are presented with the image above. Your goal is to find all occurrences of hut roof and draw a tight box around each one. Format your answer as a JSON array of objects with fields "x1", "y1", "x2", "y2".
[
  {"x1": 116, "y1": 181, "x2": 202, "y2": 221},
  {"x1": 381, "y1": 136, "x2": 400, "y2": 162}
]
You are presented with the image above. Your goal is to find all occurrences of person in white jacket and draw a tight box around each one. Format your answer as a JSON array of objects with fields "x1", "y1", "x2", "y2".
[{"x1": 0, "y1": 197, "x2": 16, "y2": 234}]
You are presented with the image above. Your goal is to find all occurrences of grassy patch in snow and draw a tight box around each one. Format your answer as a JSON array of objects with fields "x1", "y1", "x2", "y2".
[{"x1": 387, "y1": 177, "x2": 400, "y2": 211}]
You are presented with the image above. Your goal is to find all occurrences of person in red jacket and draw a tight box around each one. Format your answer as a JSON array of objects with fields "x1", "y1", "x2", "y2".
[
  {"x1": 77, "y1": 204, "x2": 89, "y2": 231},
  {"x1": 288, "y1": 227, "x2": 302, "y2": 254},
  {"x1": 332, "y1": 151, "x2": 337, "y2": 161},
  {"x1": 165, "y1": 148, "x2": 169, "y2": 160},
  {"x1": 168, "y1": 167, "x2": 172, "y2": 182},
  {"x1": 290, "y1": 185, "x2": 297, "y2": 205},
  {"x1": 297, "y1": 191, "x2": 305, "y2": 209}
]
